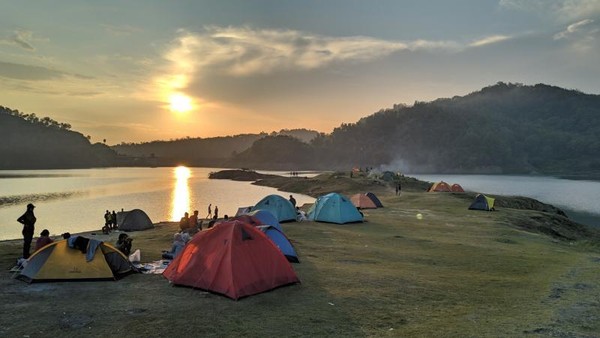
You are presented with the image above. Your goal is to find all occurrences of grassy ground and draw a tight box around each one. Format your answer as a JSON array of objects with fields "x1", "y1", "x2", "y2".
[{"x1": 1, "y1": 173, "x2": 599, "y2": 337}]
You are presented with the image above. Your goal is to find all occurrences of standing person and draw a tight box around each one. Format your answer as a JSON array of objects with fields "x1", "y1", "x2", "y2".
[
  {"x1": 289, "y1": 195, "x2": 296, "y2": 208},
  {"x1": 103, "y1": 210, "x2": 111, "y2": 233},
  {"x1": 206, "y1": 204, "x2": 212, "y2": 219},
  {"x1": 214, "y1": 205, "x2": 219, "y2": 219},
  {"x1": 396, "y1": 181, "x2": 402, "y2": 196},
  {"x1": 34, "y1": 229, "x2": 54, "y2": 252},
  {"x1": 111, "y1": 210, "x2": 118, "y2": 230},
  {"x1": 17, "y1": 203, "x2": 36, "y2": 259}
]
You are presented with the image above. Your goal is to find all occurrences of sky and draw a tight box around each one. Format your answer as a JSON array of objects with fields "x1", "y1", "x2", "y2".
[{"x1": 1, "y1": 0, "x2": 599, "y2": 144}]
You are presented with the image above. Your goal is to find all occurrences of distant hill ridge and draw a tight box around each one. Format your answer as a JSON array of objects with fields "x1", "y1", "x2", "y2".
[
  {"x1": 2, "y1": 82, "x2": 599, "y2": 178},
  {"x1": 0, "y1": 106, "x2": 117, "y2": 169},
  {"x1": 227, "y1": 82, "x2": 600, "y2": 177}
]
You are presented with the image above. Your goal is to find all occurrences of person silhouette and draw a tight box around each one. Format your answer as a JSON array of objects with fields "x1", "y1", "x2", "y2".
[
  {"x1": 17, "y1": 203, "x2": 37, "y2": 259},
  {"x1": 206, "y1": 204, "x2": 212, "y2": 219}
]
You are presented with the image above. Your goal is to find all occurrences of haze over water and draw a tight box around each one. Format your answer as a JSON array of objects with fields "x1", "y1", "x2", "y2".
[{"x1": 0, "y1": 167, "x2": 314, "y2": 241}]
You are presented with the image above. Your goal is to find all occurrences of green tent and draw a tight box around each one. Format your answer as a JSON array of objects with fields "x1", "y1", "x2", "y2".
[{"x1": 468, "y1": 194, "x2": 495, "y2": 211}]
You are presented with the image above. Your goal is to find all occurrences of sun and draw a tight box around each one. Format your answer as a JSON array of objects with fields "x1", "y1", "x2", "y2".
[{"x1": 169, "y1": 93, "x2": 193, "y2": 113}]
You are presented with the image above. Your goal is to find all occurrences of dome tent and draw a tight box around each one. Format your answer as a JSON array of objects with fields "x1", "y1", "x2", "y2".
[
  {"x1": 117, "y1": 209, "x2": 154, "y2": 231},
  {"x1": 365, "y1": 192, "x2": 384, "y2": 208},
  {"x1": 247, "y1": 209, "x2": 283, "y2": 231},
  {"x1": 428, "y1": 181, "x2": 452, "y2": 192},
  {"x1": 308, "y1": 193, "x2": 363, "y2": 224},
  {"x1": 163, "y1": 220, "x2": 299, "y2": 300},
  {"x1": 253, "y1": 194, "x2": 297, "y2": 222},
  {"x1": 350, "y1": 193, "x2": 377, "y2": 209},
  {"x1": 257, "y1": 225, "x2": 299, "y2": 263},
  {"x1": 468, "y1": 194, "x2": 496, "y2": 211},
  {"x1": 17, "y1": 240, "x2": 133, "y2": 283}
]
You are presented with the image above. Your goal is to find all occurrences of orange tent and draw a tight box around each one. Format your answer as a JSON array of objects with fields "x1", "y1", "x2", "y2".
[
  {"x1": 163, "y1": 220, "x2": 299, "y2": 300},
  {"x1": 350, "y1": 193, "x2": 377, "y2": 209},
  {"x1": 451, "y1": 183, "x2": 465, "y2": 192},
  {"x1": 428, "y1": 181, "x2": 452, "y2": 192}
]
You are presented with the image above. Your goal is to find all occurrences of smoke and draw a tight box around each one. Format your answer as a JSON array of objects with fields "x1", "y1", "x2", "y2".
[{"x1": 375, "y1": 157, "x2": 437, "y2": 175}]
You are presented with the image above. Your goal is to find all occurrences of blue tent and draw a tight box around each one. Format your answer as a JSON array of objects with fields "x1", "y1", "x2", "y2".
[
  {"x1": 254, "y1": 195, "x2": 297, "y2": 222},
  {"x1": 257, "y1": 225, "x2": 299, "y2": 263},
  {"x1": 307, "y1": 192, "x2": 364, "y2": 224},
  {"x1": 247, "y1": 209, "x2": 282, "y2": 231}
]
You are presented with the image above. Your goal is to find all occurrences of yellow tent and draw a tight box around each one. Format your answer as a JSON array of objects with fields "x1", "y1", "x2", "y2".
[{"x1": 17, "y1": 239, "x2": 133, "y2": 283}]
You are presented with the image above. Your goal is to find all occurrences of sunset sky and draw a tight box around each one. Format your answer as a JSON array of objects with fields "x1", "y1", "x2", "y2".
[{"x1": 1, "y1": 0, "x2": 599, "y2": 144}]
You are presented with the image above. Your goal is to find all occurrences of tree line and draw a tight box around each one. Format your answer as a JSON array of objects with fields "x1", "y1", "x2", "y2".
[{"x1": 3, "y1": 82, "x2": 599, "y2": 178}]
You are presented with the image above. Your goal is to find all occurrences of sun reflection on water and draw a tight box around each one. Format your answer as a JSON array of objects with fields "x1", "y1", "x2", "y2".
[{"x1": 170, "y1": 166, "x2": 191, "y2": 221}]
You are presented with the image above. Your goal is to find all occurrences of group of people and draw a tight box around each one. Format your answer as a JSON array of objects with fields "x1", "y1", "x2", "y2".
[
  {"x1": 179, "y1": 210, "x2": 201, "y2": 233},
  {"x1": 179, "y1": 204, "x2": 224, "y2": 234},
  {"x1": 16, "y1": 197, "x2": 305, "y2": 263},
  {"x1": 103, "y1": 210, "x2": 118, "y2": 234},
  {"x1": 16, "y1": 203, "x2": 58, "y2": 259},
  {"x1": 206, "y1": 203, "x2": 218, "y2": 219},
  {"x1": 16, "y1": 203, "x2": 135, "y2": 260}
]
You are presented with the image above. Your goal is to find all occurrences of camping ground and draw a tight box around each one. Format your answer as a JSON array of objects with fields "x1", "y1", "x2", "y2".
[{"x1": 1, "y1": 172, "x2": 600, "y2": 337}]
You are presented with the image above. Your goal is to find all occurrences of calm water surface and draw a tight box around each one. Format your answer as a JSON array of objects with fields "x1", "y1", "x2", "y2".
[
  {"x1": 0, "y1": 167, "x2": 315, "y2": 240},
  {"x1": 411, "y1": 174, "x2": 600, "y2": 227}
]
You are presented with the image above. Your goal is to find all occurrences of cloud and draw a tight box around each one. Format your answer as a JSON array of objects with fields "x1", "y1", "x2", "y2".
[
  {"x1": 0, "y1": 30, "x2": 36, "y2": 50},
  {"x1": 0, "y1": 61, "x2": 68, "y2": 80},
  {"x1": 469, "y1": 35, "x2": 512, "y2": 47},
  {"x1": 11, "y1": 30, "x2": 35, "y2": 50},
  {"x1": 166, "y1": 26, "x2": 417, "y2": 78},
  {"x1": 499, "y1": 0, "x2": 600, "y2": 22},
  {"x1": 554, "y1": 18, "x2": 596, "y2": 39},
  {"x1": 0, "y1": 60, "x2": 93, "y2": 81},
  {"x1": 155, "y1": 26, "x2": 507, "y2": 104}
]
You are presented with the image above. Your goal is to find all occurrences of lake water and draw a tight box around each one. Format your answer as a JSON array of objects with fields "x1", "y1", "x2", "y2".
[
  {"x1": 411, "y1": 174, "x2": 600, "y2": 227},
  {"x1": 0, "y1": 167, "x2": 316, "y2": 241}
]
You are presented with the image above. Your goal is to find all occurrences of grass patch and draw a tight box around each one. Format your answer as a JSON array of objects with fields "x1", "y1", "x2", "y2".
[{"x1": 1, "y1": 174, "x2": 600, "y2": 336}]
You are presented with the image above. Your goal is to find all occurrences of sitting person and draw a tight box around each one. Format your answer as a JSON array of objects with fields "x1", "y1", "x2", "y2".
[
  {"x1": 34, "y1": 229, "x2": 54, "y2": 252},
  {"x1": 67, "y1": 235, "x2": 90, "y2": 254},
  {"x1": 116, "y1": 233, "x2": 133, "y2": 256},
  {"x1": 179, "y1": 212, "x2": 190, "y2": 232},
  {"x1": 296, "y1": 207, "x2": 307, "y2": 221},
  {"x1": 162, "y1": 232, "x2": 188, "y2": 260}
]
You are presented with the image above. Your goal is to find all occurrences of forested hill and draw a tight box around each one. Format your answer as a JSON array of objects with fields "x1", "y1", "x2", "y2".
[
  {"x1": 0, "y1": 106, "x2": 118, "y2": 169},
  {"x1": 228, "y1": 83, "x2": 600, "y2": 178},
  {"x1": 4, "y1": 83, "x2": 599, "y2": 176},
  {"x1": 112, "y1": 128, "x2": 319, "y2": 167}
]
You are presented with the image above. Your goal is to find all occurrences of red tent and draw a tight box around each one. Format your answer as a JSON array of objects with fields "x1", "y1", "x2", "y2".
[
  {"x1": 350, "y1": 193, "x2": 377, "y2": 209},
  {"x1": 163, "y1": 220, "x2": 299, "y2": 300},
  {"x1": 451, "y1": 183, "x2": 465, "y2": 192}
]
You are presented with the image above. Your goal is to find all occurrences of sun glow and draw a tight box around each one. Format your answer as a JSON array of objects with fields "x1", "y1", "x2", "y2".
[
  {"x1": 171, "y1": 166, "x2": 191, "y2": 221},
  {"x1": 169, "y1": 93, "x2": 193, "y2": 113}
]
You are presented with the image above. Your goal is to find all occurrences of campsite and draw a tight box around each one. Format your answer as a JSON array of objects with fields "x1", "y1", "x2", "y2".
[{"x1": 1, "y1": 171, "x2": 600, "y2": 337}]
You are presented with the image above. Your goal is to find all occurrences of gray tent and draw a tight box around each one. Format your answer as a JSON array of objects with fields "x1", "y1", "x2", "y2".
[{"x1": 117, "y1": 209, "x2": 154, "y2": 231}]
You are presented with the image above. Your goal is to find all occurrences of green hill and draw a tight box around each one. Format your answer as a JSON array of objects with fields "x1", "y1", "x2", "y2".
[
  {"x1": 112, "y1": 129, "x2": 319, "y2": 167},
  {"x1": 233, "y1": 83, "x2": 600, "y2": 178},
  {"x1": 0, "y1": 106, "x2": 118, "y2": 169},
  {"x1": 3, "y1": 82, "x2": 599, "y2": 177}
]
